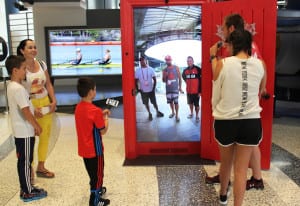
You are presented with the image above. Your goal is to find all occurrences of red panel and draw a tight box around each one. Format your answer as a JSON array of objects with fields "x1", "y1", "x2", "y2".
[
  {"x1": 121, "y1": 0, "x2": 137, "y2": 158},
  {"x1": 121, "y1": 0, "x2": 209, "y2": 159},
  {"x1": 259, "y1": 2, "x2": 277, "y2": 169},
  {"x1": 137, "y1": 142, "x2": 201, "y2": 155}
]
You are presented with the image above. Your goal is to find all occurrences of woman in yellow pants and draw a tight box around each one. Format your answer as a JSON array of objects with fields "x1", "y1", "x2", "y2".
[{"x1": 17, "y1": 39, "x2": 56, "y2": 178}]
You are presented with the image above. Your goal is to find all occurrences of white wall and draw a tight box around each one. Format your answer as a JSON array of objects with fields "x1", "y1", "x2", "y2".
[
  {"x1": 0, "y1": 0, "x2": 9, "y2": 64},
  {"x1": 32, "y1": 2, "x2": 86, "y2": 61}
]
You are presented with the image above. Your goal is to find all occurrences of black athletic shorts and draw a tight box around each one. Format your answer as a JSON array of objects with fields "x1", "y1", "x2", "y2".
[
  {"x1": 187, "y1": 93, "x2": 200, "y2": 107},
  {"x1": 214, "y1": 118, "x2": 262, "y2": 146},
  {"x1": 141, "y1": 91, "x2": 157, "y2": 105}
]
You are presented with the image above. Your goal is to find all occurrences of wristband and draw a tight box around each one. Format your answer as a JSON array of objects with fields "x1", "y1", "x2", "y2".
[{"x1": 210, "y1": 55, "x2": 217, "y2": 62}]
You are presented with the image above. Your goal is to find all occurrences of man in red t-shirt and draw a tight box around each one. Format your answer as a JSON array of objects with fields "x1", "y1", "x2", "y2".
[
  {"x1": 75, "y1": 77, "x2": 111, "y2": 206},
  {"x1": 207, "y1": 14, "x2": 267, "y2": 192},
  {"x1": 182, "y1": 56, "x2": 201, "y2": 122}
]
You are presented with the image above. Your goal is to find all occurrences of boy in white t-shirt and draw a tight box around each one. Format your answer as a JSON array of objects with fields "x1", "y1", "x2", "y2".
[{"x1": 5, "y1": 55, "x2": 47, "y2": 202}]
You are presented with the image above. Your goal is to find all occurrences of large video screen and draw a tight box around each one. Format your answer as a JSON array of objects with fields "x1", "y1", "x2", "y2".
[{"x1": 45, "y1": 27, "x2": 122, "y2": 77}]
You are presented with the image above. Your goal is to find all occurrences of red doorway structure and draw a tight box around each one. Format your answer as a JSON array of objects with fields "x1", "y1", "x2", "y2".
[{"x1": 121, "y1": 0, "x2": 276, "y2": 169}]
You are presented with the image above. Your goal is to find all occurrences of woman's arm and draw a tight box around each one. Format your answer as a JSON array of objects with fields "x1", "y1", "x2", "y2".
[
  {"x1": 212, "y1": 60, "x2": 223, "y2": 81},
  {"x1": 44, "y1": 65, "x2": 57, "y2": 113},
  {"x1": 210, "y1": 42, "x2": 224, "y2": 81}
]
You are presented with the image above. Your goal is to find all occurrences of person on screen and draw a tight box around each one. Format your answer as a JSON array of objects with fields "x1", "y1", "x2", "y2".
[
  {"x1": 135, "y1": 56, "x2": 164, "y2": 121},
  {"x1": 70, "y1": 48, "x2": 82, "y2": 65},
  {"x1": 162, "y1": 55, "x2": 183, "y2": 122},
  {"x1": 182, "y1": 56, "x2": 201, "y2": 122},
  {"x1": 99, "y1": 49, "x2": 111, "y2": 65}
]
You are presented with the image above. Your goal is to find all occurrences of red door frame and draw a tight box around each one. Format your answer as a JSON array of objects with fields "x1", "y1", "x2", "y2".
[
  {"x1": 121, "y1": 0, "x2": 208, "y2": 159},
  {"x1": 121, "y1": 0, "x2": 277, "y2": 170}
]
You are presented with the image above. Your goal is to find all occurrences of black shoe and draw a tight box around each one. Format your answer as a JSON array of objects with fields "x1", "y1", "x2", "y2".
[
  {"x1": 219, "y1": 194, "x2": 227, "y2": 205},
  {"x1": 219, "y1": 183, "x2": 230, "y2": 205},
  {"x1": 156, "y1": 111, "x2": 164, "y2": 117},
  {"x1": 205, "y1": 174, "x2": 220, "y2": 184},
  {"x1": 20, "y1": 187, "x2": 47, "y2": 202},
  {"x1": 246, "y1": 176, "x2": 264, "y2": 190},
  {"x1": 148, "y1": 113, "x2": 153, "y2": 121},
  {"x1": 96, "y1": 198, "x2": 110, "y2": 206}
]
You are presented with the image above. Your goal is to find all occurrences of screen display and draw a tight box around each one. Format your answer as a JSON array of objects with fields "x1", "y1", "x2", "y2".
[{"x1": 45, "y1": 27, "x2": 122, "y2": 77}]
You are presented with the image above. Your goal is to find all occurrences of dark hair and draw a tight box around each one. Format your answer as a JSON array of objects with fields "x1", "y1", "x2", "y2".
[
  {"x1": 5, "y1": 55, "x2": 26, "y2": 76},
  {"x1": 16, "y1": 39, "x2": 34, "y2": 56},
  {"x1": 139, "y1": 56, "x2": 146, "y2": 61},
  {"x1": 187, "y1": 56, "x2": 194, "y2": 61},
  {"x1": 77, "y1": 77, "x2": 96, "y2": 98},
  {"x1": 225, "y1": 14, "x2": 244, "y2": 31},
  {"x1": 228, "y1": 30, "x2": 252, "y2": 56}
]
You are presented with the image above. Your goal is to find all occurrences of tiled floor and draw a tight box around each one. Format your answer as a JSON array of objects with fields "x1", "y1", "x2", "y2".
[
  {"x1": 136, "y1": 93, "x2": 201, "y2": 142},
  {"x1": 1, "y1": 79, "x2": 300, "y2": 205},
  {"x1": 0, "y1": 111, "x2": 300, "y2": 206}
]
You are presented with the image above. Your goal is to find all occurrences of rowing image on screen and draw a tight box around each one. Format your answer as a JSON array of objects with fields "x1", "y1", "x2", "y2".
[{"x1": 45, "y1": 27, "x2": 122, "y2": 77}]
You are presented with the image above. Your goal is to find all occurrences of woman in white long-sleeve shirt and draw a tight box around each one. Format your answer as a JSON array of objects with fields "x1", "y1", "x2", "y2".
[{"x1": 210, "y1": 30, "x2": 266, "y2": 206}]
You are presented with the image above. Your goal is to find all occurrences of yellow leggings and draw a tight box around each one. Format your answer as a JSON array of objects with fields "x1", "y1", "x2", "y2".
[{"x1": 31, "y1": 96, "x2": 53, "y2": 162}]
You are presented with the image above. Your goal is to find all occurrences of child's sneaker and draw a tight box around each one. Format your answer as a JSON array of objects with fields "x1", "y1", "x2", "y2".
[
  {"x1": 96, "y1": 198, "x2": 110, "y2": 206},
  {"x1": 100, "y1": 187, "x2": 107, "y2": 195},
  {"x1": 20, "y1": 187, "x2": 47, "y2": 202},
  {"x1": 246, "y1": 176, "x2": 264, "y2": 190}
]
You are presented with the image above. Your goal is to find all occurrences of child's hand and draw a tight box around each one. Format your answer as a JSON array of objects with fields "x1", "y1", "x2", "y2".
[
  {"x1": 35, "y1": 124, "x2": 42, "y2": 136},
  {"x1": 103, "y1": 109, "x2": 111, "y2": 116}
]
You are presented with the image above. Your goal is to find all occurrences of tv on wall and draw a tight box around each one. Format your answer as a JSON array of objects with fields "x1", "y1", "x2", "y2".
[{"x1": 45, "y1": 26, "x2": 122, "y2": 77}]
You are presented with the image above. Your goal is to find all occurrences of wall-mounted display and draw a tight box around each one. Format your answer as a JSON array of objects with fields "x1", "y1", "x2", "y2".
[{"x1": 45, "y1": 26, "x2": 122, "y2": 77}]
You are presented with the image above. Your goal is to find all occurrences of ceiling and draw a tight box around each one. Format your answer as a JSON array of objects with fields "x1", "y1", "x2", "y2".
[
  {"x1": 135, "y1": 6, "x2": 201, "y2": 37},
  {"x1": 134, "y1": 6, "x2": 201, "y2": 52}
]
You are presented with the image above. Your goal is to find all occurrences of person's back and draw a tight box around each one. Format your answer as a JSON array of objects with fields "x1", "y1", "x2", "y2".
[
  {"x1": 74, "y1": 77, "x2": 110, "y2": 206},
  {"x1": 75, "y1": 101, "x2": 104, "y2": 157},
  {"x1": 212, "y1": 56, "x2": 264, "y2": 119}
]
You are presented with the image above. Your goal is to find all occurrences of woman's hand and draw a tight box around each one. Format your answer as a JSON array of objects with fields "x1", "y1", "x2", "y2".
[
  {"x1": 210, "y1": 41, "x2": 221, "y2": 56},
  {"x1": 49, "y1": 101, "x2": 57, "y2": 113},
  {"x1": 34, "y1": 108, "x2": 43, "y2": 118}
]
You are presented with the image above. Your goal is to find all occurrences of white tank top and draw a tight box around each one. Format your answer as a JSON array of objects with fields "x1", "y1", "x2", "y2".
[
  {"x1": 212, "y1": 56, "x2": 264, "y2": 119},
  {"x1": 23, "y1": 60, "x2": 48, "y2": 99}
]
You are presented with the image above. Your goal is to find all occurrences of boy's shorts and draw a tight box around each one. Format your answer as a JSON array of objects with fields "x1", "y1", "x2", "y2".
[
  {"x1": 166, "y1": 93, "x2": 179, "y2": 104},
  {"x1": 214, "y1": 118, "x2": 262, "y2": 146},
  {"x1": 187, "y1": 93, "x2": 200, "y2": 107}
]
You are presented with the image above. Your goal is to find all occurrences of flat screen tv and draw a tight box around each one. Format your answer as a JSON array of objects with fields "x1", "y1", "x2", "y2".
[{"x1": 45, "y1": 26, "x2": 122, "y2": 77}]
